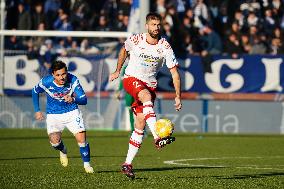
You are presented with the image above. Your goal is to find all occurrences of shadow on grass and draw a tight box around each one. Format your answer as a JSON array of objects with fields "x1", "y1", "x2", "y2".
[
  {"x1": 176, "y1": 172, "x2": 284, "y2": 180},
  {"x1": 0, "y1": 155, "x2": 127, "y2": 161},
  {"x1": 213, "y1": 172, "x2": 284, "y2": 179},
  {"x1": 98, "y1": 166, "x2": 222, "y2": 174},
  {"x1": 135, "y1": 166, "x2": 222, "y2": 172},
  {"x1": 0, "y1": 135, "x2": 130, "y2": 141}
]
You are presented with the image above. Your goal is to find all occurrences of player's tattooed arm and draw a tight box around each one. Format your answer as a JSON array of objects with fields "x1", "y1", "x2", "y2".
[
  {"x1": 169, "y1": 67, "x2": 182, "y2": 111},
  {"x1": 109, "y1": 46, "x2": 128, "y2": 82}
]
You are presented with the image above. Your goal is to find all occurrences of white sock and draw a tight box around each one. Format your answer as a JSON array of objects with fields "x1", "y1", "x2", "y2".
[
  {"x1": 84, "y1": 162, "x2": 91, "y2": 168},
  {"x1": 142, "y1": 101, "x2": 159, "y2": 139},
  {"x1": 125, "y1": 128, "x2": 144, "y2": 164},
  {"x1": 146, "y1": 117, "x2": 159, "y2": 139},
  {"x1": 78, "y1": 142, "x2": 86, "y2": 147}
]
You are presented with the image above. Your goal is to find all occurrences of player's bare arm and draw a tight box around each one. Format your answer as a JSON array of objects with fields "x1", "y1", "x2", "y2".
[
  {"x1": 169, "y1": 67, "x2": 182, "y2": 111},
  {"x1": 109, "y1": 46, "x2": 128, "y2": 82},
  {"x1": 35, "y1": 111, "x2": 44, "y2": 121}
]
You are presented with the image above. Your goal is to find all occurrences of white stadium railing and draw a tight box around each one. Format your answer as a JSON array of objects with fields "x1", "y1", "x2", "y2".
[
  {"x1": 0, "y1": 30, "x2": 132, "y2": 38},
  {"x1": 0, "y1": 30, "x2": 132, "y2": 95}
]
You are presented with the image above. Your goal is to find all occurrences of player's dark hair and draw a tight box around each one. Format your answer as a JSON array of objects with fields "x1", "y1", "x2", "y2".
[
  {"x1": 146, "y1": 12, "x2": 162, "y2": 23},
  {"x1": 51, "y1": 60, "x2": 67, "y2": 73}
]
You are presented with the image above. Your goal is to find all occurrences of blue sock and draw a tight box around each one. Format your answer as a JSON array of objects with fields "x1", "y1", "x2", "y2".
[
  {"x1": 52, "y1": 140, "x2": 67, "y2": 154},
  {"x1": 79, "y1": 142, "x2": 90, "y2": 162}
]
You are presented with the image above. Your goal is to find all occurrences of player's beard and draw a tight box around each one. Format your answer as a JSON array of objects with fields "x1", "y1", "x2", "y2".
[
  {"x1": 56, "y1": 78, "x2": 67, "y2": 86},
  {"x1": 148, "y1": 29, "x2": 160, "y2": 39},
  {"x1": 60, "y1": 79, "x2": 66, "y2": 85}
]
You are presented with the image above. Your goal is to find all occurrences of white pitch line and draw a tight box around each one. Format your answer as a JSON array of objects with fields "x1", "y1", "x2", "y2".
[{"x1": 164, "y1": 156, "x2": 284, "y2": 170}]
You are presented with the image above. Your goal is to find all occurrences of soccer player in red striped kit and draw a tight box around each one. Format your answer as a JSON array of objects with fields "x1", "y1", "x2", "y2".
[{"x1": 109, "y1": 12, "x2": 182, "y2": 179}]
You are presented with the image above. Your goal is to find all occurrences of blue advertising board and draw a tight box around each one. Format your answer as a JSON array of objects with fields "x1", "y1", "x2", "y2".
[{"x1": 3, "y1": 55, "x2": 284, "y2": 95}]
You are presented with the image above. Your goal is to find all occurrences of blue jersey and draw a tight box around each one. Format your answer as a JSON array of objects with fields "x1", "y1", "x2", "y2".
[{"x1": 32, "y1": 73, "x2": 87, "y2": 114}]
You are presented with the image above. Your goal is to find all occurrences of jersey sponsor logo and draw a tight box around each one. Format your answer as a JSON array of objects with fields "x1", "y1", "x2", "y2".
[
  {"x1": 52, "y1": 86, "x2": 72, "y2": 101},
  {"x1": 139, "y1": 53, "x2": 161, "y2": 63},
  {"x1": 53, "y1": 91, "x2": 70, "y2": 98},
  {"x1": 140, "y1": 62, "x2": 157, "y2": 68}
]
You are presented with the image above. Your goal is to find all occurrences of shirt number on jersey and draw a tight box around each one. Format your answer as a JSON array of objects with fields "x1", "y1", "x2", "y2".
[
  {"x1": 76, "y1": 117, "x2": 83, "y2": 128},
  {"x1": 133, "y1": 81, "x2": 141, "y2": 89}
]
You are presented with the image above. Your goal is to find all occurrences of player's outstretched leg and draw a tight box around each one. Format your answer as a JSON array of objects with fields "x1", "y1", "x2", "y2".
[
  {"x1": 51, "y1": 140, "x2": 68, "y2": 167},
  {"x1": 79, "y1": 142, "x2": 94, "y2": 173},
  {"x1": 142, "y1": 101, "x2": 175, "y2": 149},
  {"x1": 142, "y1": 101, "x2": 159, "y2": 140}
]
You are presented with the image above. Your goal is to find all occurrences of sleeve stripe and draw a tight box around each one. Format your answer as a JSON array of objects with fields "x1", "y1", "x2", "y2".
[
  {"x1": 70, "y1": 79, "x2": 79, "y2": 92},
  {"x1": 39, "y1": 81, "x2": 54, "y2": 97},
  {"x1": 33, "y1": 88, "x2": 38, "y2": 93}
]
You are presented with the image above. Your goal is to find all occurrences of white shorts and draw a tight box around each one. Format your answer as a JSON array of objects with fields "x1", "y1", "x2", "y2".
[{"x1": 46, "y1": 109, "x2": 85, "y2": 135}]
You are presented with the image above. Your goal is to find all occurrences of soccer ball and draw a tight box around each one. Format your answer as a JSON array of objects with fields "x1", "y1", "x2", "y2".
[{"x1": 154, "y1": 118, "x2": 174, "y2": 138}]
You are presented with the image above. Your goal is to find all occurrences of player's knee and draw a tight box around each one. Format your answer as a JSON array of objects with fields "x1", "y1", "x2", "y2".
[
  {"x1": 49, "y1": 137, "x2": 61, "y2": 146},
  {"x1": 48, "y1": 132, "x2": 61, "y2": 144},
  {"x1": 138, "y1": 89, "x2": 151, "y2": 102},
  {"x1": 75, "y1": 131, "x2": 86, "y2": 144},
  {"x1": 135, "y1": 115, "x2": 146, "y2": 130}
]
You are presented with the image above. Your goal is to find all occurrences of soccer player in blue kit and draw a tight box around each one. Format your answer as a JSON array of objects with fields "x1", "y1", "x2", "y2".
[{"x1": 32, "y1": 60, "x2": 94, "y2": 173}]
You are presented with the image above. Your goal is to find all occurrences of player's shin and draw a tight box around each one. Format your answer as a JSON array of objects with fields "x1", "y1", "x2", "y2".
[
  {"x1": 78, "y1": 142, "x2": 91, "y2": 165},
  {"x1": 78, "y1": 142, "x2": 94, "y2": 173},
  {"x1": 142, "y1": 101, "x2": 159, "y2": 139},
  {"x1": 125, "y1": 128, "x2": 144, "y2": 164},
  {"x1": 51, "y1": 140, "x2": 68, "y2": 167}
]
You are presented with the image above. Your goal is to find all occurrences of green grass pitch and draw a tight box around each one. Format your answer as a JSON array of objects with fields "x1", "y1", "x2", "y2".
[{"x1": 0, "y1": 129, "x2": 284, "y2": 188}]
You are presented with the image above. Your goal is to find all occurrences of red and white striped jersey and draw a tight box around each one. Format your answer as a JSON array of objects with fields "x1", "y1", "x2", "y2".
[{"x1": 124, "y1": 33, "x2": 178, "y2": 88}]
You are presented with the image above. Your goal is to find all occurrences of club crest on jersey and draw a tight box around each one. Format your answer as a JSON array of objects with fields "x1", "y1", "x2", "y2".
[{"x1": 157, "y1": 48, "x2": 163, "y2": 54}]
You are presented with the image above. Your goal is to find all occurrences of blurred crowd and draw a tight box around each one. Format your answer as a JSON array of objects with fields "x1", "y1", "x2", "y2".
[
  {"x1": 5, "y1": 0, "x2": 132, "y2": 68},
  {"x1": 4, "y1": 0, "x2": 284, "y2": 67},
  {"x1": 152, "y1": 0, "x2": 284, "y2": 58}
]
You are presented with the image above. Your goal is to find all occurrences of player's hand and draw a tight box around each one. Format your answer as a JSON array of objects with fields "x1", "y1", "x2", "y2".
[
  {"x1": 115, "y1": 90, "x2": 122, "y2": 100},
  {"x1": 174, "y1": 97, "x2": 182, "y2": 111},
  {"x1": 64, "y1": 95, "x2": 74, "y2": 103},
  {"x1": 35, "y1": 112, "x2": 44, "y2": 121},
  {"x1": 109, "y1": 71, "x2": 120, "y2": 82}
]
